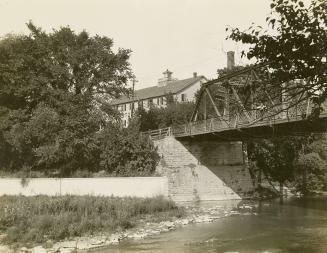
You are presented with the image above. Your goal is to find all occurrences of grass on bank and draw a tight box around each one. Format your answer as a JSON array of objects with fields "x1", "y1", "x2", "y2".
[{"x1": 0, "y1": 195, "x2": 185, "y2": 247}]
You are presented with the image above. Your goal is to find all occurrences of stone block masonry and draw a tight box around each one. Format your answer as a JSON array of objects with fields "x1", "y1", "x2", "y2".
[{"x1": 154, "y1": 137, "x2": 255, "y2": 202}]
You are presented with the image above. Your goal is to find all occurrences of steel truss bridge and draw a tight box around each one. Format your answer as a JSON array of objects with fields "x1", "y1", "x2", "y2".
[{"x1": 144, "y1": 64, "x2": 327, "y2": 140}]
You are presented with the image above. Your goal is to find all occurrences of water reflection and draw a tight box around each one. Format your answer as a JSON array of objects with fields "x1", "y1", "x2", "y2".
[{"x1": 96, "y1": 197, "x2": 327, "y2": 253}]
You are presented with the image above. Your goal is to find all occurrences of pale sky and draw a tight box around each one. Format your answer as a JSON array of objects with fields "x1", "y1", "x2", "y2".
[{"x1": 0, "y1": 0, "x2": 272, "y2": 89}]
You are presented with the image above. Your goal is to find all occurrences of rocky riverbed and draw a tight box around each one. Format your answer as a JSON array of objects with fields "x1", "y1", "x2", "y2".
[{"x1": 0, "y1": 201, "x2": 258, "y2": 253}]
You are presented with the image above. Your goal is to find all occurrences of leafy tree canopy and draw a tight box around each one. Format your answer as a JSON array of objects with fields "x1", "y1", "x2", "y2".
[
  {"x1": 0, "y1": 22, "x2": 160, "y2": 176},
  {"x1": 227, "y1": 0, "x2": 327, "y2": 107},
  {"x1": 247, "y1": 134, "x2": 327, "y2": 195}
]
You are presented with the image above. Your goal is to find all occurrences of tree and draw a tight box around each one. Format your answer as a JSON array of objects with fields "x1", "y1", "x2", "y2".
[
  {"x1": 247, "y1": 137, "x2": 303, "y2": 190},
  {"x1": 97, "y1": 122, "x2": 159, "y2": 176},
  {"x1": 0, "y1": 22, "x2": 132, "y2": 174},
  {"x1": 132, "y1": 101, "x2": 196, "y2": 132},
  {"x1": 247, "y1": 135, "x2": 327, "y2": 195},
  {"x1": 292, "y1": 134, "x2": 327, "y2": 194},
  {"x1": 133, "y1": 106, "x2": 160, "y2": 132},
  {"x1": 157, "y1": 102, "x2": 196, "y2": 127},
  {"x1": 227, "y1": 0, "x2": 327, "y2": 111}
]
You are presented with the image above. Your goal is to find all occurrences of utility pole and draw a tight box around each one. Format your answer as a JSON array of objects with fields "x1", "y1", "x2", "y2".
[{"x1": 131, "y1": 76, "x2": 138, "y2": 116}]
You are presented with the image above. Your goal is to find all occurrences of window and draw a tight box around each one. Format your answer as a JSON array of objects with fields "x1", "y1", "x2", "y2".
[
  {"x1": 148, "y1": 99, "x2": 153, "y2": 107},
  {"x1": 139, "y1": 100, "x2": 143, "y2": 108},
  {"x1": 181, "y1": 93, "x2": 187, "y2": 102},
  {"x1": 130, "y1": 103, "x2": 134, "y2": 111},
  {"x1": 123, "y1": 104, "x2": 126, "y2": 111},
  {"x1": 160, "y1": 97, "x2": 164, "y2": 105},
  {"x1": 157, "y1": 98, "x2": 160, "y2": 105}
]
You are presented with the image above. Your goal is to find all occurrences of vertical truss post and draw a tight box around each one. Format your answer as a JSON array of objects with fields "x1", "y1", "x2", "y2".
[
  {"x1": 306, "y1": 97, "x2": 311, "y2": 116},
  {"x1": 203, "y1": 92, "x2": 207, "y2": 120}
]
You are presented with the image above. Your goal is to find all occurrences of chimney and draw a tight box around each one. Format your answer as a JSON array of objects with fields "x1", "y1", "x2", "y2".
[
  {"x1": 227, "y1": 51, "x2": 235, "y2": 70},
  {"x1": 163, "y1": 69, "x2": 172, "y2": 80},
  {"x1": 158, "y1": 69, "x2": 176, "y2": 87},
  {"x1": 193, "y1": 72, "x2": 197, "y2": 78}
]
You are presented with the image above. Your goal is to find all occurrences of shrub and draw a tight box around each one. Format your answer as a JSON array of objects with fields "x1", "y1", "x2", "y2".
[
  {"x1": 97, "y1": 122, "x2": 159, "y2": 176},
  {"x1": 133, "y1": 101, "x2": 196, "y2": 132}
]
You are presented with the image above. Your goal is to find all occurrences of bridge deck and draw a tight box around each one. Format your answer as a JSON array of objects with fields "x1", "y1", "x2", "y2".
[{"x1": 143, "y1": 111, "x2": 327, "y2": 140}]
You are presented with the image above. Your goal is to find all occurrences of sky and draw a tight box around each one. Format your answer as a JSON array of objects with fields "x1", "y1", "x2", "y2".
[{"x1": 0, "y1": 0, "x2": 273, "y2": 89}]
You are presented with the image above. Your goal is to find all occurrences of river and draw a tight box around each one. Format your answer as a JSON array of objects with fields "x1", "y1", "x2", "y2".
[{"x1": 95, "y1": 197, "x2": 327, "y2": 253}]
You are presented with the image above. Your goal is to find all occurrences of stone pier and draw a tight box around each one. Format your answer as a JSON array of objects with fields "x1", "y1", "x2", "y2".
[{"x1": 154, "y1": 137, "x2": 255, "y2": 202}]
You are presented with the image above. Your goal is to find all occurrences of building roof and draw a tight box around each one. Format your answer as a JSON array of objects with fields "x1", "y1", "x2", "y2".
[{"x1": 111, "y1": 75, "x2": 205, "y2": 105}]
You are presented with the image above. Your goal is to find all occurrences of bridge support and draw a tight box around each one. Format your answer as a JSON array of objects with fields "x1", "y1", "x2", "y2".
[{"x1": 154, "y1": 137, "x2": 255, "y2": 202}]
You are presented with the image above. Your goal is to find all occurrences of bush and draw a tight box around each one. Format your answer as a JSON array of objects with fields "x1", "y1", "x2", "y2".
[
  {"x1": 97, "y1": 122, "x2": 159, "y2": 176},
  {"x1": 134, "y1": 101, "x2": 196, "y2": 132}
]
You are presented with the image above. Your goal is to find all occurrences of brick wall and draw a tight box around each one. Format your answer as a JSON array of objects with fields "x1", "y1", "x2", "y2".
[{"x1": 154, "y1": 137, "x2": 255, "y2": 201}]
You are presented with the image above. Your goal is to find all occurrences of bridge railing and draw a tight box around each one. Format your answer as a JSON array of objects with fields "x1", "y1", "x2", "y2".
[
  {"x1": 141, "y1": 99, "x2": 316, "y2": 139},
  {"x1": 141, "y1": 127, "x2": 172, "y2": 140},
  {"x1": 171, "y1": 99, "x2": 313, "y2": 137}
]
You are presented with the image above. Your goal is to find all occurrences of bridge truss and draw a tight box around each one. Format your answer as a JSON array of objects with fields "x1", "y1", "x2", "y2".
[
  {"x1": 143, "y1": 64, "x2": 327, "y2": 140},
  {"x1": 170, "y1": 63, "x2": 326, "y2": 138}
]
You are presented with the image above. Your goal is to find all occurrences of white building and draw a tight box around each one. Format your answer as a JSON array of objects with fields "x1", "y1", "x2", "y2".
[{"x1": 111, "y1": 69, "x2": 207, "y2": 126}]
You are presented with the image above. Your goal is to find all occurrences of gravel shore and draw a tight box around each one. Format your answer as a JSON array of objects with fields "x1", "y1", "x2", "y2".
[{"x1": 0, "y1": 200, "x2": 258, "y2": 253}]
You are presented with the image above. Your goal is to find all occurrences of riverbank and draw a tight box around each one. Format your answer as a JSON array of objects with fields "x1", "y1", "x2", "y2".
[
  {"x1": 0, "y1": 195, "x2": 185, "y2": 253},
  {"x1": 0, "y1": 197, "x2": 259, "y2": 253}
]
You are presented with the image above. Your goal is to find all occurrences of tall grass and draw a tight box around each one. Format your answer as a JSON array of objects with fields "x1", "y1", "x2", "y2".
[{"x1": 0, "y1": 195, "x2": 184, "y2": 245}]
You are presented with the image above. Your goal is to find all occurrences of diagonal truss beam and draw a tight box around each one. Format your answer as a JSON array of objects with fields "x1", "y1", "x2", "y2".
[
  {"x1": 190, "y1": 89, "x2": 204, "y2": 122},
  {"x1": 231, "y1": 86, "x2": 252, "y2": 122},
  {"x1": 190, "y1": 62, "x2": 270, "y2": 123},
  {"x1": 205, "y1": 88, "x2": 231, "y2": 127},
  {"x1": 205, "y1": 88, "x2": 222, "y2": 118}
]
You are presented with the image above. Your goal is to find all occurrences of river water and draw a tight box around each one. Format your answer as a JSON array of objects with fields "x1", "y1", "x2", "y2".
[{"x1": 96, "y1": 197, "x2": 327, "y2": 253}]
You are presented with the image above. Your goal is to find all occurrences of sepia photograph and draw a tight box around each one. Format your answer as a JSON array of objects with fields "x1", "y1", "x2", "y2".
[{"x1": 0, "y1": 0, "x2": 326, "y2": 252}]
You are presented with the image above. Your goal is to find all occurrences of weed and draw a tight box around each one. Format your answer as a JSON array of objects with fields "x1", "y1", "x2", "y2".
[{"x1": 0, "y1": 195, "x2": 184, "y2": 246}]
